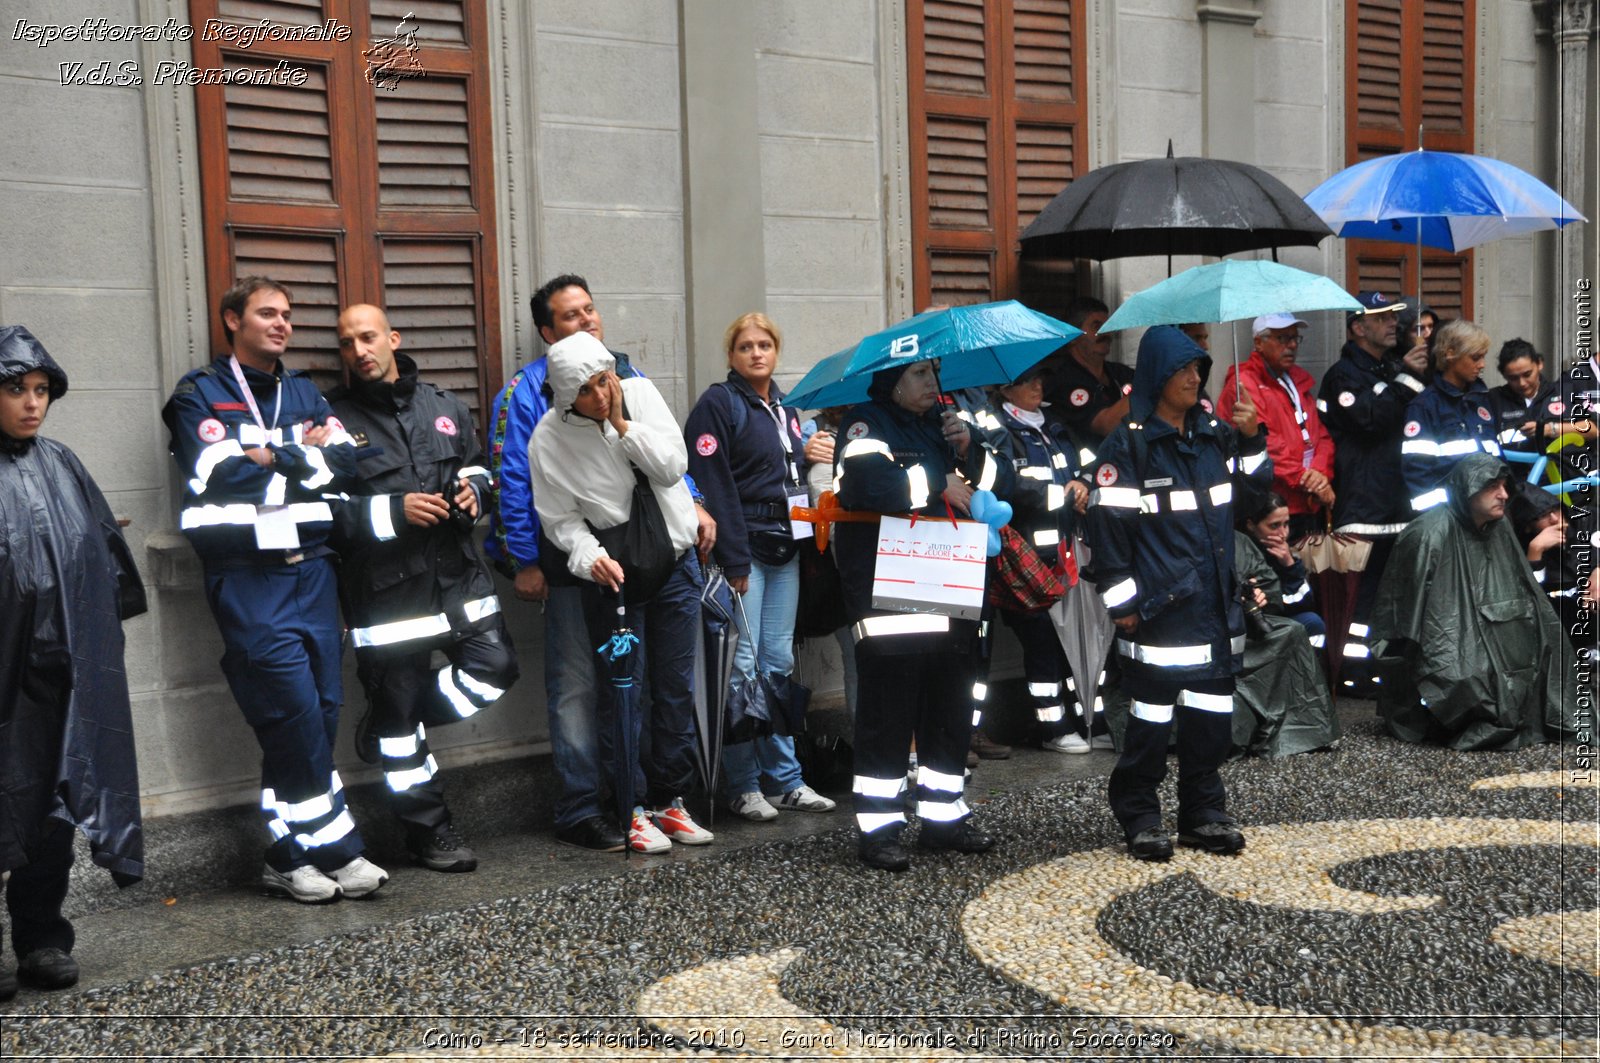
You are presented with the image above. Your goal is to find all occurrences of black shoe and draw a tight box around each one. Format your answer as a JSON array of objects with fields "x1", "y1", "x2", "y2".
[
  {"x1": 1128, "y1": 828, "x2": 1173, "y2": 862},
  {"x1": 858, "y1": 832, "x2": 911, "y2": 872},
  {"x1": 0, "y1": 964, "x2": 17, "y2": 1001},
  {"x1": 17, "y1": 948, "x2": 78, "y2": 991},
  {"x1": 354, "y1": 705, "x2": 380, "y2": 765},
  {"x1": 408, "y1": 824, "x2": 478, "y2": 872},
  {"x1": 1178, "y1": 821, "x2": 1246, "y2": 855},
  {"x1": 918, "y1": 818, "x2": 995, "y2": 854},
  {"x1": 555, "y1": 815, "x2": 626, "y2": 853}
]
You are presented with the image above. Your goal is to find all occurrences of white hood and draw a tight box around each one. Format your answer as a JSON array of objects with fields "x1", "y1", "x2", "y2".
[{"x1": 546, "y1": 331, "x2": 615, "y2": 411}]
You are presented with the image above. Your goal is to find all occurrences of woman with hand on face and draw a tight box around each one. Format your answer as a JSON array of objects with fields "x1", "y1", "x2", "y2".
[
  {"x1": 1239, "y1": 492, "x2": 1323, "y2": 645},
  {"x1": 832, "y1": 358, "x2": 1014, "y2": 871},
  {"x1": 0, "y1": 327, "x2": 147, "y2": 999},
  {"x1": 682, "y1": 313, "x2": 836, "y2": 822},
  {"x1": 1399, "y1": 320, "x2": 1502, "y2": 515},
  {"x1": 528, "y1": 331, "x2": 712, "y2": 855}
]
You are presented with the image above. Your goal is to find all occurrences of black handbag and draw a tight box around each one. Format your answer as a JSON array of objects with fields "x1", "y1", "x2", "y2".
[{"x1": 590, "y1": 465, "x2": 677, "y2": 605}]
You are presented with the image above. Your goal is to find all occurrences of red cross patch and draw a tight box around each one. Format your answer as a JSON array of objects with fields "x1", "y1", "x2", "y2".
[
  {"x1": 326, "y1": 417, "x2": 344, "y2": 433},
  {"x1": 695, "y1": 433, "x2": 718, "y2": 456},
  {"x1": 1549, "y1": 400, "x2": 1566, "y2": 416},
  {"x1": 1338, "y1": 391, "x2": 1356, "y2": 407},
  {"x1": 197, "y1": 418, "x2": 226, "y2": 444},
  {"x1": 1403, "y1": 420, "x2": 1421, "y2": 438},
  {"x1": 1095, "y1": 464, "x2": 1119, "y2": 487},
  {"x1": 434, "y1": 415, "x2": 457, "y2": 436},
  {"x1": 1070, "y1": 388, "x2": 1090, "y2": 407},
  {"x1": 1477, "y1": 406, "x2": 1491, "y2": 421},
  {"x1": 1200, "y1": 398, "x2": 1214, "y2": 413},
  {"x1": 845, "y1": 422, "x2": 870, "y2": 440}
]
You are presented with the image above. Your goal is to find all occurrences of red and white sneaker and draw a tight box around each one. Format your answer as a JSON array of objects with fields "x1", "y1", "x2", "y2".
[
  {"x1": 629, "y1": 808, "x2": 671, "y2": 854},
  {"x1": 652, "y1": 797, "x2": 714, "y2": 845}
]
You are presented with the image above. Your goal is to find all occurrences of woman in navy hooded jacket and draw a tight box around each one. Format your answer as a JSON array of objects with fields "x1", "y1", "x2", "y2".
[
  {"x1": 1085, "y1": 326, "x2": 1271, "y2": 863},
  {"x1": 682, "y1": 313, "x2": 836, "y2": 821},
  {"x1": 1400, "y1": 319, "x2": 1501, "y2": 514}
]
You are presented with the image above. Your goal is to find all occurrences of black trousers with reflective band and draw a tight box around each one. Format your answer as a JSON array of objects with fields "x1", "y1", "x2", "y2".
[
  {"x1": 852, "y1": 640, "x2": 970, "y2": 831},
  {"x1": 1107, "y1": 674, "x2": 1235, "y2": 839}
]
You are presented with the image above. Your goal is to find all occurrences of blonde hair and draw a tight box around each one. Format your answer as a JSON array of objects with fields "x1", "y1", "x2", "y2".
[
  {"x1": 1434, "y1": 319, "x2": 1489, "y2": 372},
  {"x1": 724, "y1": 312, "x2": 782, "y2": 359}
]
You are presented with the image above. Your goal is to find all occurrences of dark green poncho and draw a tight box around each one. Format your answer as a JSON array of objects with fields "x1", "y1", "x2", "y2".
[{"x1": 1372, "y1": 453, "x2": 1581, "y2": 749}]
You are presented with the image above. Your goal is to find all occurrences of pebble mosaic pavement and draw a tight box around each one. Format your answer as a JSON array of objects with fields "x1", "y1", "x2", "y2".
[{"x1": 3, "y1": 718, "x2": 1596, "y2": 1061}]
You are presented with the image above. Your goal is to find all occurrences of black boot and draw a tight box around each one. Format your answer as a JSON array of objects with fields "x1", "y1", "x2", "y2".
[
  {"x1": 918, "y1": 817, "x2": 994, "y2": 854},
  {"x1": 858, "y1": 828, "x2": 911, "y2": 872}
]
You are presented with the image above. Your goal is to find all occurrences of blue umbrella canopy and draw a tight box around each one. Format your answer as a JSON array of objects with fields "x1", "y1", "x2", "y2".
[
  {"x1": 785, "y1": 300, "x2": 1081, "y2": 409},
  {"x1": 1305, "y1": 150, "x2": 1585, "y2": 253},
  {"x1": 1098, "y1": 260, "x2": 1363, "y2": 334}
]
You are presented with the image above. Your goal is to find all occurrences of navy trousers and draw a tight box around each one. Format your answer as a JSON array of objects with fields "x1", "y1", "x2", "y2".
[{"x1": 1107, "y1": 673, "x2": 1235, "y2": 839}]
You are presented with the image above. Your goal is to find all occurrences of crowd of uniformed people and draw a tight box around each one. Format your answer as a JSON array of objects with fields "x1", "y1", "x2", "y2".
[{"x1": 1, "y1": 271, "x2": 1591, "y2": 995}]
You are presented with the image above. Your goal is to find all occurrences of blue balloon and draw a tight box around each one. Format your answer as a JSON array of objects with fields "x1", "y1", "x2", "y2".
[{"x1": 968, "y1": 489, "x2": 1012, "y2": 557}]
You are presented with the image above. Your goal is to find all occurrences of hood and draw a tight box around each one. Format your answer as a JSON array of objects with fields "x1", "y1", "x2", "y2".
[
  {"x1": 866, "y1": 362, "x2": 911, "y2": 403},
  {"x1": 0, "y1": 325, "x2": 68, "y2": 399},
  {"x1": 1129, "y1": 325, "x2": 1209, "y2": 422},
  {"x1": 1445, "y1": 452, "x2": 1511, "y2": 526},
  {"x1": 546, "y1": 331, "x2": 615, "y2": 412}
]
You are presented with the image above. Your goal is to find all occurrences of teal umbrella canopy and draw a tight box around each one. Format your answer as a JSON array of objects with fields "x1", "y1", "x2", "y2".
[
  {"x1": 785, "y1": 301, "x2": 1081, "y2": 409},
  {"x1": 1098, "y1": 260, "x2": 1364, "y2": 334}
]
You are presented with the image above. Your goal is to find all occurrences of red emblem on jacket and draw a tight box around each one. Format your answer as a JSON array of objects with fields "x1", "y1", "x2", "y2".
[
  {"x1": 197, "y1": 418, "x2": 226, "y2": 443},
  {"x1": 1477, "y1": 406, "x2": 1491, "y2": 421},
  {"x1": 1095, "y1": 464, "x2": 1119, "y2": 487},
  {"x1": 1403, "y1": 420, "x2": 1421, "y2": 437},
  {"x1": 1070, "y1": 388, "x2": 1090, "y2": 407},
  {"x1": 1549, "y1": 400, "x2": 1565, "y2": 416},
  {"x1": 435, "y1": 415, "x2": 457, "y2": 436},
  {"x1": 695, "y1": 433, "x2": 718, "y2": 456}
]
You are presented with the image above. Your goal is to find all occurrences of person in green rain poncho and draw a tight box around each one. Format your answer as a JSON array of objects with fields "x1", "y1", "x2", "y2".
[{"x1": 1372, "y1": 453, "x2": 1582, "y2": 749}]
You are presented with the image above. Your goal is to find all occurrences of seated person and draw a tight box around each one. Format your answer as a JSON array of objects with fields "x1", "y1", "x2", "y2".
[
  {"x1": 1231, "y1": 527, "x2": 1340, "y2": 758},
  {"x1": 1372, "y1": 454, "x2": 1580, "y2": 749},
  {"x1": 1239, "y1": 491, "x2": 1324, "y2": 647},
  {"x1": 1510, "y1": 484, "x2": 1597, "y2": 658}
]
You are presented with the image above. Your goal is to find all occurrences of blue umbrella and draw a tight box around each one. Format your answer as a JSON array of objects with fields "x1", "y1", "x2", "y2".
[
  {"x1": 785, "y1": 301, "x2": 1081, "y2": 409},
  {"x1": 595, "y1": 590, "x2": 642, "y2": 858},
  {"x1": 1098, "y1": 261, "x2": 1363, "y2": 334},
  {"x1": 1305, "y1": 150, "x2": 1584, "y2": 253}
]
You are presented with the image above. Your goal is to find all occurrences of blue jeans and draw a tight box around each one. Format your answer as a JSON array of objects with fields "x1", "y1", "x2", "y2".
[
  {"x1": 545, "y1": 582, "x2": 610, "y2": 830},
  {"x1": 721, "y1": 556, "x2": 806, "y2": 798}
]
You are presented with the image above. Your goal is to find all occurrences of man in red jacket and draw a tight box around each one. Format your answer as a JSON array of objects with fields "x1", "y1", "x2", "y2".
[{"x1": 1218, "y1": 314, "x2": 1336, "y2": 540}]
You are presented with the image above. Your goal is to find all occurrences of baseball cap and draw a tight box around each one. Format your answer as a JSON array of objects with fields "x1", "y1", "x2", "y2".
[
  {"x1": 1348, "y1": 290, "x2": 1407, "y2": 321},
  {"x1": 1252, "y1": 313, "x2": 1308, "y2": 336}
]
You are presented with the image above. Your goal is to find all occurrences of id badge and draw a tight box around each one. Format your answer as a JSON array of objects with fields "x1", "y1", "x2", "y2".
[
  {"x1": 254, "y1": 505, "x2": 302, "y2": 550},
  {"x1": 788, "y1": 491, "x2": 813, "y2": 540}
]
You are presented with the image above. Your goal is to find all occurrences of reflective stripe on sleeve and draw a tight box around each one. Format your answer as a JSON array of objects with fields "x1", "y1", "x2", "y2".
[
  {"x1": 1309, "y1": 633, "x2": 1326, "y2": 648},
  {"x1": 263, "y1": 473, "x2": 288, "y2": 507},
  {"x1": 1344, "y1": 642, "x2": 1371, "y2": 658},
  {"x1": 1032, "y1": 528, "x2": 1060, "y2": 548},
  {"x1": 1240, "y1": 451, "x2": 1268, "y2": 474},
  {"x1": 975, "y1": 452, "x2": 998, "y2": 491},
  {"x1": 1078, "y1": 447, "x2": 1097, "y2": 467},
  {"x1": 1316, "y1": 399, "x2": 1328, "y2": 413},
  {"x1": 840, "y1": 438, "x2": 891, "y2": 460},
  {"x1": 1282, "y1": 582, "x2": 1311, "y2": 604},
  {"x1": 1402, "y1": 439, "x2": 1441, "y2": 456},
  {"x1": 1052, "y1": 451, "x2": 1069, "y2": 469},
  {"x1": 853, "y1": 613, "x2": 950, "y2": 640},
  {"x1": 190, "y1": 439, "x2": 246, "y2": 495},
  {"x1": 1437, "y1": 439, "x2": 1479, "y2": 457},
  {"x1": 971, "y1": 681, "x2": 988, "y2": 701},
  {"x1": 906, "y1": 464, "x2": 931, "y2": 509},
  {"x1": 370, "y1": 495, "x2": 398, "y2": 542},
  {"x1": 180, "y1": 501, "x2": 333, "y2": 530},
  {"x1": 1091, "y1": 486, "x2": 1142, "y2": 509},
  {"x1": 298, "y1": 445, "x2": 334, "y2": 490},
  {"x1": 1209, "y1": 482, "x2": 1233, "y2": 506},
  {"x1": 1102, "y1": 578, "x2": 1137, "y2": 609},
  {"x1": 1021, "y1": 466, "x2": 1054, "y2": 480},
  {"x1": 1395, "y1": 373, "x2": 1424, "y2": 393},
  {"x1": 1046, "y1": 483, "x2": 1066, "y2": 511},
  {"x1": 456, "y1": 465, "x2": 490, "y2": 480}
]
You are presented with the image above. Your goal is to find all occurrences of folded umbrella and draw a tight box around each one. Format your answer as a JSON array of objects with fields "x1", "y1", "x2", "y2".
[
  {"x1": 595, "y1": 589, "x2": 642, "y2": 858},
  {"x1": 691, "y1": 567, "x2": 740, "y2": 822}
]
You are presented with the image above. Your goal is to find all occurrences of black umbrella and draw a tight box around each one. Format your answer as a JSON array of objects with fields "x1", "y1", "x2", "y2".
[
  {"x1": 725, "y1": 593, "x2": 774, "y2": 744},
  {"x1": 595, "y1": 589, "x2": 642, "y2": 858},
  {"x1": 692, "y1": 567, "x2": 741, "y2": 826},
  {"x1": 1020, "y1": 144, "x2": 1332, "y2": 264}
]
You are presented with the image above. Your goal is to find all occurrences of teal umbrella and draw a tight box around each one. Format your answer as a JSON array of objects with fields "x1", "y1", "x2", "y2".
[
  {"x1": 786, "y1": 301, "x2": 1081, "y2": 409},
  {"x1": 1097, "y1": 260, "x2": 1363, "y2": 334}
]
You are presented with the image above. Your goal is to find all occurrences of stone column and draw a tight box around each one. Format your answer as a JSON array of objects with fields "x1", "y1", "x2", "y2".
[
  {"x1": 679, "y1": 1, "x2": 768, "y2": 394},
  {"x1": 1196, "y1": 0, "x2": 1265, "y2": 163},
  {"x1": 1545, "y1": 0, "x2": 1597, "y2": 364}
]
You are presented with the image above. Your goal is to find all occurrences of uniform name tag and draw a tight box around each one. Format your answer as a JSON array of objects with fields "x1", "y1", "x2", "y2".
[
  {"x1": 789, "y1": 491, "x2": 813, "y2": 540},
  {"x1": 255, "y1": 505, "x2": 301, "y2": 550},
  {"x1": 1144, "y1": 477, "x2": 1174, "y2": 489}
]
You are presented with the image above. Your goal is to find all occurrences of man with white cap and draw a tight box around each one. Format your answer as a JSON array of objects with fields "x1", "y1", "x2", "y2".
[
  {"x1": 1218, "y1": 314, "x2": 1336, "y2": 542},
  {"x1": 1315, "y1": 291, "x2": 1431, "y2": 691}
]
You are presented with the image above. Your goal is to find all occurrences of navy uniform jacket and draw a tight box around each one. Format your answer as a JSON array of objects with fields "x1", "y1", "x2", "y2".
[
  {"x1": 326, "y1": 353, "x2": 501, "y2": 653},
  {"x1": 1316, "y1": 341, "x2": 1426, "y2": 534},
  {"x1": 1044, "y1": 354, "x2": 1134, "y2": 466},
  {"x1": 991, "y1": 401, "x2": 1085, "y2": 564},
  {"x1": 833, "y1": 398, "x2": 1014, "y2": 653},
  {"x1": 1399, "y1": 377, "x2": 1501, "y2": 514},
  {"x1": 1489, "y1": 379, "x2": 1563, "y2": 452},
  {"x1": 1087, "y1": 412, "x2": 1273, "y2": 686},
  {"x1": 163, "y1": 357, "x2": 358, "y2": 563},
  {"x1": 682, "y1": 372, "x2": 807, "y2": 580}
]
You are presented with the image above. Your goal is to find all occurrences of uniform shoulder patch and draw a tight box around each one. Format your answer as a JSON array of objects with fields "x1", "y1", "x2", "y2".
[
  {"x1": 1548, "y1": 399, "x2": 1566, "y2": 416},
  {"x1": 695, "y1": 433, "x2": 718, "y2": 456},
  {"x1": 197, "y1": 418, "x2": 226, "y2": 443},
  {"x1": 1338, "y1": 391, "x2": 1356, "y2": 407},
  {"x1": 326, "y1": 416, "x2": 345, "y2": 433},
  {"x1": 1095, "y1": 464, "x2": 1119, "y2": 487},
  {"x1": 1403, "y1": 420, "x2": 1421, "y2": 437},
  {"x1": 1476, "y1": 406, "x2": 1491, "y2": 421},
  {"x1": 434, "y1": 415, "x2": 457, "y2": 436},
  {"x1": 845, "y1": 421, "x2": 870, "y2": 440},
  {"x1": 1200, "y1": 398, "x2": 1214, "y2": 414},
  {"x1": 1070, "y1": 387, "x2": 1090, "y2": 407}
]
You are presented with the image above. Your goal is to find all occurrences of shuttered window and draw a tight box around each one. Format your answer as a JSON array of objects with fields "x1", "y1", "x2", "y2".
[
  {"x1": 1345, "y1": 0, "x2": 1474, "y2": 319},
  {"x1": 193, "y1": 0, "x2": 501, "y2": 417},
  {"x1": 908, "y1": 0, "x2": 1085, "y2": 321}
]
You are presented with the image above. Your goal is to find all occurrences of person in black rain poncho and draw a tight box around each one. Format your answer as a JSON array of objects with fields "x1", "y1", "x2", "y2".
[
  {"x1": 1085, "y1": 325, "x2": 1271, "y2": 862},
  {"x1": 1372, "y1": 454, "x2": 1582, "y2": 749},
  {"x1": 0, "y1": 327, "x2": 146, "y2": 998}
]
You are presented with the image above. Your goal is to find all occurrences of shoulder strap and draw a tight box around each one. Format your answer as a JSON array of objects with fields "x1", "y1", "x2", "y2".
[
  {"x1": 1126, "y1": 423, "x2": 1150, "y2": 484},
  {"x1": 715, "y1": 380, "x2": 749, "y2": 437}
]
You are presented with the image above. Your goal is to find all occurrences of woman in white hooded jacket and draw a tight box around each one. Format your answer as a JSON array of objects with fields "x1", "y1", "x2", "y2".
[{"x1": 529, "y1": 331, "x2": 711, "y2": 854}]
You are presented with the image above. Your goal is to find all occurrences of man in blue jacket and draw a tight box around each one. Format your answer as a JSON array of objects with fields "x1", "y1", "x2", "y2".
[
  {"x1": 1086, "y1": 326, "x2": 1272, "y2": 862},
  {"x1": 162, "y1": 277, "x2": 387, "y2": 903},
  {"x1": 485, "y1": 275, "x2": 714, "y2": 851}
]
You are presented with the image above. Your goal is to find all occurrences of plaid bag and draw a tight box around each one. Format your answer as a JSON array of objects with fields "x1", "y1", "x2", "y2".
[{"x1": 987, "y1": 524, "x2": 1066, "y2": 614}]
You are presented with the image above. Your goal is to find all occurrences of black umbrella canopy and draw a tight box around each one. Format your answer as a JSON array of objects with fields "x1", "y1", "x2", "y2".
[{"x1": 1020, "y1": 153, "x2": 1333, "y2": 261}]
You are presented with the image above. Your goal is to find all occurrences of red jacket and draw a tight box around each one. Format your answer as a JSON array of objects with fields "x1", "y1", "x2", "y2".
[{"x1": 1218, "y1": 354, "x2": 1335, "y2": 517}]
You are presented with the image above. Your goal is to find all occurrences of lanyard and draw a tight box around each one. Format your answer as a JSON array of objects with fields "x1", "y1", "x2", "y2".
[
  {"x1": 229, "y1": 355, "x2": 283, "y2": 432},
  {"x1": 760, "y1": 395, "x2": 800, "y2": 486}
]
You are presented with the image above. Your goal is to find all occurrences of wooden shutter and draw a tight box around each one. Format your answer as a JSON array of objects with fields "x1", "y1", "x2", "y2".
[
  {"x1": 1345, "y1": 0, "x2": 1474, "y2": 317},
  {"x1": 193, "y1": 0, "x2": 501, "y2": 418},
  {"x1": 910, "y1": 0, "x2": 1086, "y2": 315}
]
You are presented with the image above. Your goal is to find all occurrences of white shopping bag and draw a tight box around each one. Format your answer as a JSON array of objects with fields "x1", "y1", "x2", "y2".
[{"x1": 871, "y1": 514, "x2": 988, "y2": 620}]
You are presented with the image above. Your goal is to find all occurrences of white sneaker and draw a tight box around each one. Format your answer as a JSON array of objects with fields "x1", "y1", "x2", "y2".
[
  {"x1": 326, "y1": 856, "x2": 389, "y2": 898},
  {"x1": 776, "y1": 785, "x2": 836, "y2": 813},
  {"x1": 261, "y1": 864, "x2": 341, "y2": 904},
  {"x1": 1044, "y1": 732, "x2": 1092, "y2": 755},
  {"x1": 630, "y1": 807, "x2": 672, "y2": 853},
  {"x1": 1091, "y1": 733, "x2": 1115, "y2": 751},
  {"x1": 652, "y1": 798, "x2": 714, "y2": 845},
  {"x1": 728, "y1": 791, "x2": 779, "y2": 822}
]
